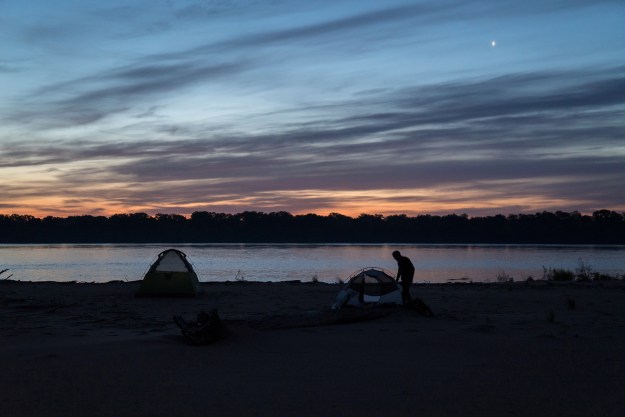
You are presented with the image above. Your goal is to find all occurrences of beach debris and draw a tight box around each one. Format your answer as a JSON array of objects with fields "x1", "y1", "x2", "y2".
[{"x1": 174, "y1": 309, "x2": 224, "y2": 345}]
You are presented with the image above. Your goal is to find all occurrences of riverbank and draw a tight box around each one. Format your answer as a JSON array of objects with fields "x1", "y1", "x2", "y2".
[{"x1": 1, "y1": 280, "x2": 624, "y2": 416}]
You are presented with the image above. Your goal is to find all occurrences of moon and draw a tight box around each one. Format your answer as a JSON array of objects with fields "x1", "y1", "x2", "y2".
[{"x1": 491, "y1": 40, "x2": 496, "y2": 47}]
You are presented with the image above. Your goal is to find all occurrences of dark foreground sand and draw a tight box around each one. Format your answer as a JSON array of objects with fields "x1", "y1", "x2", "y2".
[{"x1": 1, "y1": 279, "x2": 625, "y2": 417}]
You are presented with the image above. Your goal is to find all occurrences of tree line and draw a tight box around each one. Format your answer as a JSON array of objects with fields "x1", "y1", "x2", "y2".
[{"x1": 0, "y1": 210, "x2": 623, "y2": 244}]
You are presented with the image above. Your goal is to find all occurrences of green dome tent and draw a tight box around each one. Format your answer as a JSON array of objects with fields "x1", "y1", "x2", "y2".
[{"x1": 136, "y1": 249, "x2": 201, "y2": 297}]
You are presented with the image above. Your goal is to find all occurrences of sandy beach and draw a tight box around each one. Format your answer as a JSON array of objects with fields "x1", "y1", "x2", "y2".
[{"x1": 1, "y1": 279, "x2": 624, "y2": 417}]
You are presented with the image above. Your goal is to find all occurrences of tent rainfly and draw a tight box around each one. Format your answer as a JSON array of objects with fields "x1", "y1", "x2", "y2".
[
  {"x1": 136, "y1": 249, "x2": 201, "y2": 297},
  {"x1": 333, "y1": 267, "x2": 402, "y2": 309}
]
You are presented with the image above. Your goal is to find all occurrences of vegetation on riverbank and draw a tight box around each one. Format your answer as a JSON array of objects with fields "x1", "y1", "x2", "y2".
[{"x1": 1, "y1": 210, "x2": 624, "y2": 244}]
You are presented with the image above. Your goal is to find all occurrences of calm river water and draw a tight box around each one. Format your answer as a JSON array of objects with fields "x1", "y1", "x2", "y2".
[{"x1": 1, "y1": 244, "x2": 624, "y2": 284}]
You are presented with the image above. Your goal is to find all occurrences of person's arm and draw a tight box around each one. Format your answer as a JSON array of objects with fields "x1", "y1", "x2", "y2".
[{"x1": 396, "y1": 259, "x2": 403, "y2": 281}]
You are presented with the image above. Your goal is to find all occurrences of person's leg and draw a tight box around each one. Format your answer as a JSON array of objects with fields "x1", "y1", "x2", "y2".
[
  {"x1": 401, "y1": 281, "x2": 412, "y2": 305},
  {"x1": 403, "y1": 272, "x2": 414, "y2": 304}
]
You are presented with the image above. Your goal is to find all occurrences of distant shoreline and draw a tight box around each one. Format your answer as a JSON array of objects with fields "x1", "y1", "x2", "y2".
[{"x1": 2, "y1": 210, "x2": 624, "y2": 244}]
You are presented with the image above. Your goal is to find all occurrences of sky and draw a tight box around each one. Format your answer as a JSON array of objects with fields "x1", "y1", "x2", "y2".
[{"x1": 1, "y1": 0, "x2": 624, "y2": 218}]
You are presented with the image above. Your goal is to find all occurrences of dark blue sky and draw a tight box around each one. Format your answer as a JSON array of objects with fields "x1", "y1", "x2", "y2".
[{"x1": 1, "y1": 0, "x2": 624, "y2": 216}]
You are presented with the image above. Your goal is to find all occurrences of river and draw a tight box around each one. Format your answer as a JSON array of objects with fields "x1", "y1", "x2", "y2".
[{"x1": 1, "y1": 243, "x2": 624, "y2": 284}]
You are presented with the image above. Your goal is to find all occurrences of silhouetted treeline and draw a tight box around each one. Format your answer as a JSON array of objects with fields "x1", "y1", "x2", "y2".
[{"x1": 1, "y1": 210, "x2": 624, "y2": 244}]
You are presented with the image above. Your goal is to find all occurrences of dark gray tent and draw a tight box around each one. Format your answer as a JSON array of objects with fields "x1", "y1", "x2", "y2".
[{"x1": 333, "y1": 267, "x2": 402, "y2": 309}]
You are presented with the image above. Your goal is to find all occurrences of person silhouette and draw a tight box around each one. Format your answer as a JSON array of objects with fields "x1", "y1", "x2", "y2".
[{"x1": 392, "y1": 250, "x2": 414, "y2": 305}]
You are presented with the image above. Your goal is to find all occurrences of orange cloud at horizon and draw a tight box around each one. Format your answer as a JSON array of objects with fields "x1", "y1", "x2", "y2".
[{"x1": 1, "y1": 187, "x2": 609, "y2": 219}]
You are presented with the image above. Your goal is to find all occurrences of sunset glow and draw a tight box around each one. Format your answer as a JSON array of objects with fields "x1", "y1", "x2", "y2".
[{"x1": 1, "y1": 1, "x2": 624, "y2": 218}]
